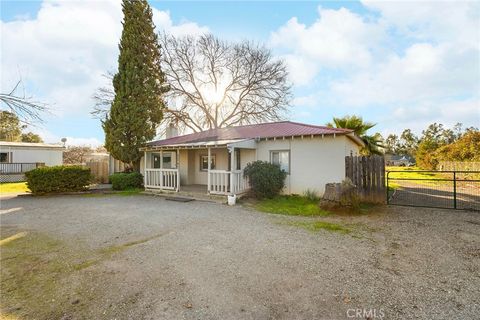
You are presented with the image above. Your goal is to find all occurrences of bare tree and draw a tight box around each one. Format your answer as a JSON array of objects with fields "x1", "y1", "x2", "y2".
[
  {"x1": 160, "y1": 34, "x2": 291, "y2": 133},
  {"x1": 91, "y1": 72, "x2": 115, "y2": 119},
  {"x1": 0, "y1": 80, "x2": 48, "y2": 125},
  {"x1": 92, "y1": 34, "x2": 292, "y2": 134}
]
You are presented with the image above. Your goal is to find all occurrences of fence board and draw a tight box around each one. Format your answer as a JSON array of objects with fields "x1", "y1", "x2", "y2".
[
  {"x1": 345, "y1": 155, "x2": 386, "y2": 203},
  {"x1": 85, "y1": 161, "x2": 109, "y2": 183}
]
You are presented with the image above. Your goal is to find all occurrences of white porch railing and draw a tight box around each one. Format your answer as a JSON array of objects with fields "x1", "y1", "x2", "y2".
[
  {"x1": 209, "y1": 169, "x2": 249, "y2": 195},
  {"x1": 231, "y1": 170, "x2": 249, "y2": 195},
  {"x1": 144, "y1": 169, "x2": 179, "y2": 190}
]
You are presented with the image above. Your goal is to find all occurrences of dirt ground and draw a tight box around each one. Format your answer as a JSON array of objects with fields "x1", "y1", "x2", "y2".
[{"x1": 0, "y1": 194, "x2": 479, "y2": 320}]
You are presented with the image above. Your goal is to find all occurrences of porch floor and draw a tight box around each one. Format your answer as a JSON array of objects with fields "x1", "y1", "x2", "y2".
[{"x1": 180, "y1": 184, "x2": 207, "y2": 194}]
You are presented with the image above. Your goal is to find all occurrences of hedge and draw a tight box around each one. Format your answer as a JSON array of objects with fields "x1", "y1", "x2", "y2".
[
  {"x1": 243, "y1": 161, "x2": 287, "y2": 199},
  {"x1": 25, "y1": 166, "x2": 92, "y2": 194},
  {"x1": 109, "y1": 172, "x2": 143, "y2": 190}
]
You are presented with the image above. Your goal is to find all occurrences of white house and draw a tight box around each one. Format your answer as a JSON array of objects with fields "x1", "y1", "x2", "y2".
[
  {"x1": 140, "y1": 121, "x2": 363, "y2": 197},
  {"x1": 0, "y1": 141, "x2": 65, "y2": 182}
]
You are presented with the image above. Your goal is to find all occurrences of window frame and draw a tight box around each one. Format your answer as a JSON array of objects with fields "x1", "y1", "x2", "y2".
[
  {"x1": 200, "y1": 154, "x2": 216, "y2": 171},
  {"x1": 270, "y1": 150, "x2": 290, "y2": 174},
  {"x1": 162, "y1": 152, "x2": 173, "y2": 169},
  {"x1": 0, "y1": 152, "x2": 9, "y2": 163}
]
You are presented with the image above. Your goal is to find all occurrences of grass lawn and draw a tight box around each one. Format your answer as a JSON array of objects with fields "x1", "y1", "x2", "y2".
[
  {"x1": 254, "y1": 195, "x2": 330, "y2": 216},
  {"x1": 386, "y1": 166, "x2": 450, "y2": 188},
  {"x1": 82, "y1": 188, "x2": 143, "y2": 197},
  {"x1": 0, "y1": 182, "x2": 30, "y2": 194}
]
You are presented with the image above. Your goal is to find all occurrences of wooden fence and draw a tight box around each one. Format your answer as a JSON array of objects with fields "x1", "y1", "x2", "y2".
[
  {"x1": 438, "y1": 161, "x2": 480, "y2": 171},
  {"x1": 85, "y1": 161, "x2": 109, "y2": 183},
  {"x1": 345, "y1": 155, "x2": 386, "y2": 203}
]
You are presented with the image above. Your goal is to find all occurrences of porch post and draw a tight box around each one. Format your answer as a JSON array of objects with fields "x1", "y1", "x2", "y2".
[
  {"x1": 207, "y1": 147, "x2": 211, "y2": 193},
  {"x1": 159, "y1": 149, "x2": 163, "y2": 189},
  {"x1": 176, "y1": 149, "x2": 180, "y2": 192},
  {"x1": 143, "y1": 151, "x2": 147, "y2": 187},
  {"x1": 229, "y1": 147, "x2": 234, "y2": 194}
]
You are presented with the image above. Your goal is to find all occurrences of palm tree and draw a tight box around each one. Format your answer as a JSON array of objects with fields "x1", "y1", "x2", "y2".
[{"x1": 327, "y1": 115, "x2": 383, "y2": 155}]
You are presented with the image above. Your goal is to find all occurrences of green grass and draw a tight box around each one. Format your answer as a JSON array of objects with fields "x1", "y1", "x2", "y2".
[
  {"x1": 116, "y1": 188, "x2": 143, "y2": 196},
  {"x1": 0, "y1": 182, "x2": 30, "y2": 194},
  {"x1": 255, "y1": 195, "x2": 330, "y2": 216},
  {"x1": 81, "y1": 188, "x2": 144, "y2": 197},
  {"x1": 386, "y1": 166, "x2": 450, "y2": 187},
  {"x1": 286, "y1": 220, "x2": 351, "y2": 234}
]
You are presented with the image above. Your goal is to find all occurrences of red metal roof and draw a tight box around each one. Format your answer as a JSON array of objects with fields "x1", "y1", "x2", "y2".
[{"x1": 147, "y1": 121, "x2": 353, "y2": 147}]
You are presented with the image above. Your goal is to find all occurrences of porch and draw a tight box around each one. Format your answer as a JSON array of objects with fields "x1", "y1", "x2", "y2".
[{"x1": 142, "y1": 140, "x2": 255, "y2": 196}]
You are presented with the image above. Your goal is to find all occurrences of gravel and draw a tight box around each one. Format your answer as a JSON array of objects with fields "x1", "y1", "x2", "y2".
[{"x1": 1, "y1": 194, "x2": 479, "y2": 319}]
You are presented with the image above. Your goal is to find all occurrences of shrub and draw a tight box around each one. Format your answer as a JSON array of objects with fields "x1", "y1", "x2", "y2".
[
  {"x1": 243, "y1": 161, "x2": 287, "y2": 199},
  {"x1": 109, "y1": 172, "x2": 143, "y2": 190},
  {"x1": 25, "y1": 166, "x2": 92, "y2": 194}
]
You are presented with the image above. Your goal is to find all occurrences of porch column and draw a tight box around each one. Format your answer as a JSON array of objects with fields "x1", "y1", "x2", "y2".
[
  {"x1": 143, "y1": 151, "x2": 147, "y2": 187},
  {"x1": 160, "y1": 150, "x2": 163, "y2": 189},
  {"x1": 207, "y1": 147, "x2": 211, "y2": 193},
  {"x1": 229, "y1": 147, "x2": 235, "y2": 194},
  {"x1": 176, "y1": 149, "x2": 180, "y2": 192}
]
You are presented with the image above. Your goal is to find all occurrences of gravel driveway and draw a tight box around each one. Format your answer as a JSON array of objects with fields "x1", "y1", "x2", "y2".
[{"x1": 1, "y1": 194, "x2": 479, "y2": 319}]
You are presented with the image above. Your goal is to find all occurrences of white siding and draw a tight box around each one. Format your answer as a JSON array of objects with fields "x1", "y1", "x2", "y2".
[
  {"x1": 256, "y1": 136, "x2": 360, "y2": 195},
  {"x1": 0, "y1": 147, "x2": 63, "y2": 166}
]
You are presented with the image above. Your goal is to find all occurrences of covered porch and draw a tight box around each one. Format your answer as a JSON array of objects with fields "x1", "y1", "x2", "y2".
[{"x1": 142, "y1": 139, "x2": 255, "y2": 196}]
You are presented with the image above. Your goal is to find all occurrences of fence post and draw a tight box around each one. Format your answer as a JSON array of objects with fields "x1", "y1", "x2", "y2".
[
  {"x1": 386, "y1": 171, "x2": 389, "y2": 205},
  {"x1": 453, "y1": 171, "x2": 457, "y2": 209}
]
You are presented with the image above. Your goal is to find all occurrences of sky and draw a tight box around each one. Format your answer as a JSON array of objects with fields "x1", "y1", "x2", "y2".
[{"x1": 1, "y1": 0, "x2": 479, "y2": 146}]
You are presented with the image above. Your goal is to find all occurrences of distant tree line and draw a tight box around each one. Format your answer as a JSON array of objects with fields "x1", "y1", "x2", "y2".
[
  {"x1": 383, "y1": 123, "x2": 479, "y2": 169},
  {"x1": 0, "y1": 111, "x2": 44, "y2": 143}
]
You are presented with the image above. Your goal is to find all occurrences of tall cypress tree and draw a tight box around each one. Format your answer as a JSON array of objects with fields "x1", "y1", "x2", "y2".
[{"x1": 104, "y1": 0, "x2": 168, "y2": 171}]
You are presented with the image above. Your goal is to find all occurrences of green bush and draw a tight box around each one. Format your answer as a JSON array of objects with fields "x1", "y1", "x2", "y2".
[
  {"x1": 25, "y1": 166, "x2": 92, "y2": 194},
  {"x1": 109, "y1": 172, "x2": 143, "y2": 190},
  {"x1": 243, "y1": 161, "x2": 287, "y2": 199}
]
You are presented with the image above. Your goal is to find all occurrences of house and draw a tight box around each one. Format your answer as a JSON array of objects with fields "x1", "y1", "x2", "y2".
[
  {"x1": 385, "y1": 153, "x2": 414, "y2": 166},
  {"x1": 140, "y1": 121, "x2": 363, "y2": 197},
  {"x1": 0, "y1": 141, "x2": 65, "y2": 182}
]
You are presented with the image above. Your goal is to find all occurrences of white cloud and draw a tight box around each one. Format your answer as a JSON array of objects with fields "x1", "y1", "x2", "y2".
[
  {"x1": 361, "y1": 1, "x2": 480, "y2": 48},
  {"x1": 1, "y1": 0, "x2": 208, "y2": 133},
  {"x1": 330, "y1": 42, "x2": 479, "y2": 107},
  {"x1": 272, "y1": 3, "x2": 480, "y2": 132},
  {"x1": 270, "y1": 6, "x2": 384, "y2": 85},
  {"x1": 28, "y1": 127, "x2": 103, "y2": 147},
  {"x1": 152, "y1": 9, "x2": 208, "y2": 37},
  {"x1": 380, "y1": 99, "x2": 480, "y2": 136}
]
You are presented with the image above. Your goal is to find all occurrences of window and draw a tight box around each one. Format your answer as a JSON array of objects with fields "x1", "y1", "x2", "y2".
[
  {"x1": 229, "y1": 150, "x2": 241, "y2": 171},
  {"x1": 0, "y1": 153, "x2": 9, "y2": 163},
  {"x1": 152, "y1": 154, "x2": 161, "y2": 168},
  {"x1": 235, "y1": 149, "x2": 241, "y2": 170},
  {"x1": 162, "y1": 153, "x2": 172, "y2": 169},
  {"x1": 200, "y1": 155, "x2": 216, "y2": 171},
  {"x1": 270, "y1": 150, "x2": 290, "y2": 173},
  {"x1": 151, "y1": 152, "x2": 173, "y2": 169}
]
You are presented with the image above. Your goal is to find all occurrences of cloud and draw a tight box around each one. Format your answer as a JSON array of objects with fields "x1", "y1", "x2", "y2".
[
  {"x1": 270, "y1": 6, "x2": 384, "y2": 85},
  {"x1": 1, "y1": 0, "x2": 208, "y2": 136},
  {"x1": 380, "y1": 99, "x2": 480, "y2": 136},
  {"x1": 29, "y1": 127, "x2": 103, "y2": 147},
  {"x1": 361, "y1": 0, "x2": 480, "y2": 48},
  {"x1": 330, "y1": 42, "x2": 479, "y2": 107},
  {"x1": 271, "y1": 3, "x2": 480, "y2": 133},
  {"x1": 152, "y1": 9, "x2": 208, "y2": 37}
]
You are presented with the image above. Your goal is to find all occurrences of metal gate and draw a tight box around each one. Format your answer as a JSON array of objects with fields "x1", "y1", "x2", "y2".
[{"x1": 387, "y1": 170, "x2": 480, "y2": 211}]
